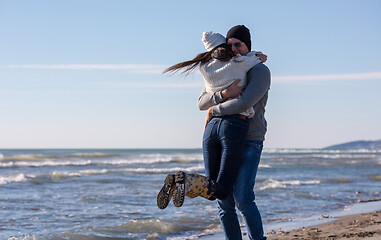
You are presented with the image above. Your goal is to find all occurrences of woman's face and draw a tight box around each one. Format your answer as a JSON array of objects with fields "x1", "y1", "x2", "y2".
[{"x1": 227, "y1": 38, "x2": 249, "y2": 56}]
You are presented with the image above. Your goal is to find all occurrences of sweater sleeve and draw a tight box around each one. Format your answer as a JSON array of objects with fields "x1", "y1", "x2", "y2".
[
  {"x1": 211, "y1": 63, "x2": 271, "y2": 116},
  {"x1": 197, "y1": 87, "x2": 225, "y2": 111}
]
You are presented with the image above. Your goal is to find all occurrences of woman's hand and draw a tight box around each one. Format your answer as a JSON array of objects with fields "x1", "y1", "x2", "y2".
[
  {"x1": 205, "y1": 107, "x2": 214, "y2": 128},
  {"x1": 255, "y1": 52, "x2": 267, "y2": 63}
]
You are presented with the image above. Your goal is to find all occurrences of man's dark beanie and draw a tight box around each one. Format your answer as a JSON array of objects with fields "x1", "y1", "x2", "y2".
[{"x1": 226, "y1": 25, "x2": 251, "y2": 51}]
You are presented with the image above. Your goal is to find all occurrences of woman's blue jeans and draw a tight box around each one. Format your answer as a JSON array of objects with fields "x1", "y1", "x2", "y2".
[
  {"x1": 202, "y1": 115, "x2": 249, "y2": 200},
  {"x1": 217, "y1": 140, "x2": 266, "y2": 240}
]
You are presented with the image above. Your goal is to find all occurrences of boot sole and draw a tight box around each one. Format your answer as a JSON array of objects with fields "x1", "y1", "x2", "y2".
[
  {"x1": 173, "y1": 171, "x2": 186, "y2": 207},
  {"x1": 157, "y1": 174, "x2": 175, "y2": 209}
]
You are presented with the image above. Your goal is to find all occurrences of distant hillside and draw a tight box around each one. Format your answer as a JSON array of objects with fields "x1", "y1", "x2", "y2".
[{"x1": 323, "y1": 140, "x2": 381, "y2": 150}]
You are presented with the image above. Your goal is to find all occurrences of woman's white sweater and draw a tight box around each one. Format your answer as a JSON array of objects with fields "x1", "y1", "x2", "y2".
[{"x1": 199, "y1": 51, "x2": 261, "y2": 117}]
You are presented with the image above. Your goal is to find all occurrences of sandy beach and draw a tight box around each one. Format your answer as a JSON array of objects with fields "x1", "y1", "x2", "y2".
[
  {"x1": 267, "y1": 211, "x2": 381, "y2": 240},
  {"x1": 198, "y1": 208, "x2": 381, "y2": 240}
]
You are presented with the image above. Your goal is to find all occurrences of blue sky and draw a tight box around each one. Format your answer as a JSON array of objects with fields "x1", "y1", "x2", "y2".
[{"x1": 0, "y1": 0, "x2": 380, "y2": 149}]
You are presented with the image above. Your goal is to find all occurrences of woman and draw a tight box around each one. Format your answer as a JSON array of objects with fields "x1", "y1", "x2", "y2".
[{"x1": 157, "y1": 31, "x2": 266, "y2": 209}]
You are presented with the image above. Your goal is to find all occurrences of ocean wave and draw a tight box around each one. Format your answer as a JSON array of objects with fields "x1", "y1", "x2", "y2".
[
  {"x1": 109, "y1": 157, "x2": 178, "y2": 165},
  {"x1": 41, "y1": 218, "x2": 217, "y2": 240},
  {"x1": 369, "y1": 175, "x2": 381, "y2": 182},
  {"x1": 88, "y1": 155, "x2": 202, "y2": 166},
  {"x1": 0, "y1": 173, "x2": 27, "y2": 185},
  {"x1": 112, "y1": 219, "x2": 186, "y2": 234},
  {"x1": 46, "y1": 169, "x2": 112, "y2": 180},
  {"x1": 121, "y1": 165, "x2": 205, "y2": 174},
  {"x1": 48, "y1": 171, "x2": 81, "y2": 179},
  {"x1": 0, "y1": 169, "x2": 110, "y2": 185},
  {"x1": 1, "y1": 165, "x2": 206, "y2": 185},
  {"x1": 36, "y1": 170, "x2": 107, "y2": 185},
  {"x1": 167, "y1": 225, "x2": 222, "y2": 240},
  {"x1": 137, "y1": 153, "x2": 202, "y2": 164},
  {"x1": 0, "y1": 157, "x2": 173, "y2": 168},
  {"x1": 0, "y1": 155, "x2": 202, "y2": 168},
  {"x1": 8, "y1": 219, "x2": 221, "y2": 240},
  {"x1": 264, "y1": 149, "x2": 323, "y2": 154},
  {"x1": 263, "y1": 148, "x2": 381, "y2": 154},
  {"x1": 69, "y1": 152, "x2": 119, "y2": 158},
  {"x1": 309, "y1": 154, "x2": 376, "y2": 159},
  {"x1": 327, "y1": 178, "x2": 352, "y2": 183},
  {"x1": 257, "y1": 179, "x2": 321, "y2": 191},
  {"x1": 1, "y1": 154, "x2": 55, "y2": 161},
  {"x1": 259, "y1": 163, "x2": 271, "y2": 168},
  {"x1": 0, "y1": 159, "x2": 92, "y2": 168},
  {"x1": 52, "y1": 165, "x2": 205, "y2": 178}
]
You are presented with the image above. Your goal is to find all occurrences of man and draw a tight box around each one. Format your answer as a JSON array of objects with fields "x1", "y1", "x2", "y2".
[{"x1": 198, "y1": 25, "x2": 270, "y2": 240}]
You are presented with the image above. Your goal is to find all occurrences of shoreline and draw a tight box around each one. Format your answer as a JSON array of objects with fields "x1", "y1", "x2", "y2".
[
  {"x1": 268, "y1": 210, "x2": 381, "y2": 239},
  {"x1": 195, "y1": 200, "x2": 381, "y2": 240}
]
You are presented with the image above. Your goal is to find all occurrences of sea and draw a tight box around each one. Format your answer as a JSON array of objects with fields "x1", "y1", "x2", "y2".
[{"x1": 1, "y1": 148, "x2": 380, "y2": 240}]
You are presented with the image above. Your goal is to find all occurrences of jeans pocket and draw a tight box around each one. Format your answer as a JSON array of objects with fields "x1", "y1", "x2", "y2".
[{"x1": 203, "y1": 120, "x2": 216, "y2": 142}]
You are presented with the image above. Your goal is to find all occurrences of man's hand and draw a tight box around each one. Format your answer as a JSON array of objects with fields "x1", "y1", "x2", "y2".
[
  {"x1": 256, "y1": 52, "x2": 267, "y2": 63},
  {"x1": 205, "y1": 107, "x2": 214, "y2": 128},
  {"x1": 221, "y1": 80, "x2": 244, "y2": 100}
]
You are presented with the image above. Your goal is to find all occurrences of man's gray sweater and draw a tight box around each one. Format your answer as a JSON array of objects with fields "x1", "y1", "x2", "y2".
[{"x1": 197, "y1": 63, "x2": 271, "y2": 141}]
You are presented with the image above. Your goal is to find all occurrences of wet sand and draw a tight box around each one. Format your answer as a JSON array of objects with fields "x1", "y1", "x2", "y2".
[
  {"x1": 198, "y1": 210, "x2": 381, "y2": 240},
  {"x1": 267, "y1": 211, "x2": 381, "y2": 240}
]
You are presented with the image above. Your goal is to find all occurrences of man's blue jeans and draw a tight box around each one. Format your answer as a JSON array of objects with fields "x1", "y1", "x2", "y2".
[
  {"x1": 217, "y1": 140, "x2": 266, "y2": 240},
  {"x1": 202, "y1": 115, "x2": 249, "y2": 200}
]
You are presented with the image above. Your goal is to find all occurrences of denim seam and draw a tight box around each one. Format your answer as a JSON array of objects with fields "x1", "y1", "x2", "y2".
[{"x1": 203, "y1": 120, "x2": 217, "y2": 141}]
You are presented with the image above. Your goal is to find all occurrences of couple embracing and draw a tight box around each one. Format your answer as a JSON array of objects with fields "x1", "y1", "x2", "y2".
[{"x1": 157, "y1": 25, "x2": 270, "y2": 240}]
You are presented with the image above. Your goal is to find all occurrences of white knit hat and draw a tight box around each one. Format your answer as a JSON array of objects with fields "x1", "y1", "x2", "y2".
[{"x1": 202, "y1": 31, "x2": 226, "y2": 52}]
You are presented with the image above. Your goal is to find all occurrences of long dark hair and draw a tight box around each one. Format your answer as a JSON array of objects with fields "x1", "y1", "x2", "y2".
[{"x1": 163, "y1": 43, "x2": 234, "y2": 74}]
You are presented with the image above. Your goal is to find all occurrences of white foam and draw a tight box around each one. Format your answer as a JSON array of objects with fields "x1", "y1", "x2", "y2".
[
  {"x1": 259, "y1": 164, "x2": 271, "y2": 168},
  {"x1": 310, "y1": 154, "x2": 376, "y2": 159},
  {"x1": 79, "y1": 169, "x2": 108, "y2": 175},
  {"x1": 263, "y1": 149, "x2": 322, "y2": 154},
  {"x1": 40, "y1": 166, "x2": 205, "y2": 181},
  {"x1": 121, "y1": 165, "x2": 205, "y2": 174},
  {"x1": 0, "y1": 155, "x2": 201, "y2": 168},
  {"x1": 0, "y1": 166, "x2": 206, "y2": 184},
  {"x1": 0, "y1": 173, "x2": 27, "y2": 185},
  {"x1": 257, "y1": 179, "x2": 321, "y2": 191},
  {"x1": 103, "y1": 157, "x2": 175, "y2": 165},
  {"x1": 0, "y1": 160, "x2": 92, "y2": 168},
  {"x1": 48, "y1": 169, "x2": 109, "y2": 179}
]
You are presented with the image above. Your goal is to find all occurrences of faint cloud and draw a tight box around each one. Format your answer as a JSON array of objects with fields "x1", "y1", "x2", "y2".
[
  {"x1": 102, "y1": 81, "x2": 204, "y2": 89},
  {"x1": 7, "y1": 64, "x2": 167, "y2": 74},
  {"x1": 273, "y1": 72, "x2": 381, "y2": 82},
  {"x1": 7, "y1": 64, "x2": 381, "y2": 84}
]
